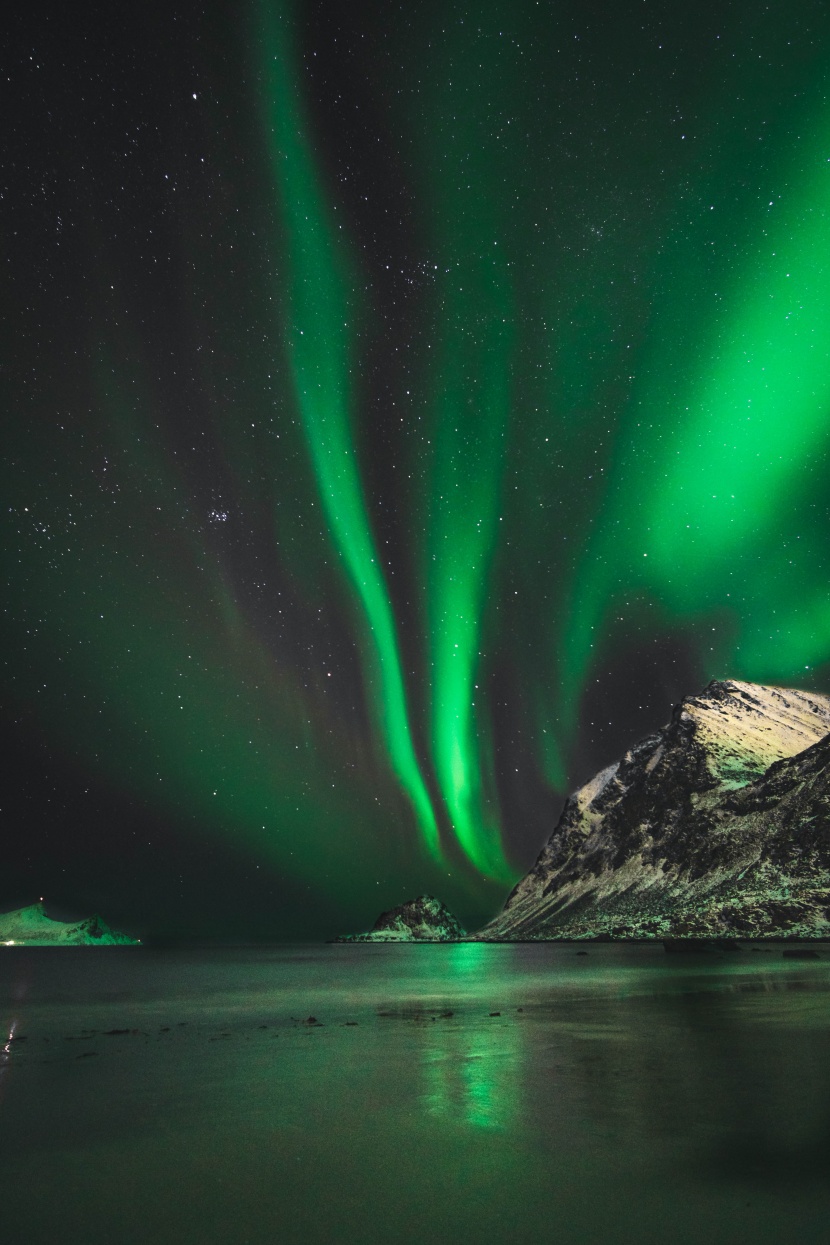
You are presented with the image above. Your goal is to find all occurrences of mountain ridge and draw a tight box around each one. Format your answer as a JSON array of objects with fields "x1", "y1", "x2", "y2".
[{"x1": 475, "y1": 679, "x2": 830, "y2": 941}]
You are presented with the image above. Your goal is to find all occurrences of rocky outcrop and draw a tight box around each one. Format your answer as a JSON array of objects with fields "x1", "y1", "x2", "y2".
[
  {"x1": 0, "y1": 902, "x2": 139, "y2": 945},
  {"x1": 477, "y1": 680, "x2": 830, "y2": 941},
  {"x1": 336, "y1": 895, "x2": 465, "y2": 942}
]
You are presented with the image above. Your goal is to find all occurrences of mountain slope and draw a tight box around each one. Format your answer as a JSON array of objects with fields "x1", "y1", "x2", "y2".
[{"x1": 478, "y1": 680, "x2": 830, "y2": 940}]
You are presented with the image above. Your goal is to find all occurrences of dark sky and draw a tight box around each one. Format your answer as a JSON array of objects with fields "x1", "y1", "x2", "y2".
[{"x1": 5, "y1": 0, "x2": 830, "y2": 940}]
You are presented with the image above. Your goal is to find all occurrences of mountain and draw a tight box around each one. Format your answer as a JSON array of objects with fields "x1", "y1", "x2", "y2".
[
  {"x1": 0, "y1": 903, "x2": 139, "y2": 945},
  {"x1": 335, "y1": 895, "x2": 465, "y2": 942},
  {"x1": 477, "y1": 680, "x2": 830, "y2": 941}
]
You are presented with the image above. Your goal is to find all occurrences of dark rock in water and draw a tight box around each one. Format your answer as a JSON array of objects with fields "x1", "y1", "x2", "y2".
[
  {"x1": 335, "y1": 895, "x2": 465, "y2": 942},
  {"x1": 475, "y1": 680, "x2": 830, "y2": 942},
  {"x1": 0, "y1": 902, "x2": 139, "y2": 946}
]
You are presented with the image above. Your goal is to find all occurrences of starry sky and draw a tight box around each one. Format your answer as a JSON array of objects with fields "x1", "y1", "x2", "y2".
[{"x1": 5, "y1": 0, "x2": 830, "y2": 940}]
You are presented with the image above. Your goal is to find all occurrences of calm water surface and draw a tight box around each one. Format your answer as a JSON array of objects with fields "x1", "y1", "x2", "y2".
[{"x1": 1, "y1": 943, "x2": 829, "y2": 1244}]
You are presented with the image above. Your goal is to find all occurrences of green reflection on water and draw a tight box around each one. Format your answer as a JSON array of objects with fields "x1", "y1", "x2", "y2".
[
  {"x1": 421, "y1": 1024, "x2": 522, "y2": 1133},
  {"x1": 420, "y1": 944, "x2": 523, "y2": 1131}
]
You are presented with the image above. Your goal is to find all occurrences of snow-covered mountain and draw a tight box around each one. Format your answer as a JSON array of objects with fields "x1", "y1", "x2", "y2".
[
  {"x1": 477, "y1": 680, "x2": 830, "y2": 940},
  {"x1": 336, "y1": 895, "x2": 465, "y2": 942},
  {"x1": 0, "y1": 902, "x2": 139, "y2": 945}
]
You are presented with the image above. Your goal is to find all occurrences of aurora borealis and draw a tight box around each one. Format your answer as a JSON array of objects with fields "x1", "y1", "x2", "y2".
[{"x1": 5, "y1": 0, "x2": 830, "y2": 938}]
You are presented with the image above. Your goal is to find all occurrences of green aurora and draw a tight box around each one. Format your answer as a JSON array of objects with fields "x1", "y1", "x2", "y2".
[{"x1": 5, "y1": 0, "x2": 830, "y2": 934}]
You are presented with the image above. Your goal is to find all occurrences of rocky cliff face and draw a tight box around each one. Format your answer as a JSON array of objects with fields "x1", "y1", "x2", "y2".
[
  {"x1": 336, "y1": 895, "x2": 465, "y2": 942},
  {"x1": 478, "y1": 680, "x2": 830, "y2": 940},
  {"x1": 0, "y1": 903, "x2": 139, "y2": 945}
]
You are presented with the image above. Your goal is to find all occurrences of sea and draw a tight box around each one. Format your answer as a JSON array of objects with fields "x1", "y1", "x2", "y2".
[{"x1": 0, "y1": 942, "x2": 828, "y2": 1244}]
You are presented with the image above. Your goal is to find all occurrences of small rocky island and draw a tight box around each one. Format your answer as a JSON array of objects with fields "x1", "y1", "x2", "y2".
[
  {"x1": 0, "y1": 902, "x2": 139, "y2": 946},
  {"x1": 335, "y1": 895, "x2": 465, "y2": 942},
  {"x1": 478, "y1": 679, "x2": 830, "y2": 941}
]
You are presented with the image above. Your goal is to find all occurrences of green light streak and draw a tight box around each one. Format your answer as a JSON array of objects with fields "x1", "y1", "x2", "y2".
[
  {"x1": 646, "y1": 122, "x2": 830, "y2": 595},
  {"x1": 395, "y1": 3, "x2": 526, "y2": 883},
  {"x1": 254, "y1": 1, "x2": 442, "y2": 864},
  {"x1": 427, "y1": 277, "x2": 514, "y2": 881},
  {"x1": 559, "y1": 95, "x2": 830, "y2": 717}
]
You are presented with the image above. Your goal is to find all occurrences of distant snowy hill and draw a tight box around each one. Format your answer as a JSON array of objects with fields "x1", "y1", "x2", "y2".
[
  {"x1": 476, "y1": 680, "x2": 830, "y2": 941},
  {"x1": 0, "y1": 902, "x2": 139, "y2": 945}
]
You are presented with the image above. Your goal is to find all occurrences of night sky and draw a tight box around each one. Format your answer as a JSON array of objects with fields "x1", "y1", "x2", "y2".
[{"x1": 5, "y1": 0, "x2": 830, "y2": 941}]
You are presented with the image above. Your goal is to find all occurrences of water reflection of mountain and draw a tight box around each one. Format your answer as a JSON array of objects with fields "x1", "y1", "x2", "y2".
[{"x1": 402, "y1": 957, "x2": 830, "y2": 1190}]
